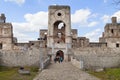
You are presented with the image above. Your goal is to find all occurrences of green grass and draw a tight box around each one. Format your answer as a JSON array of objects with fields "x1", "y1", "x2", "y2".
[
  {"x1": 88, "y1": 68, "x2": 120, "y2": 80},
  {"x1": 0, "y1": 66, "x2": 39, "y2": 80}
]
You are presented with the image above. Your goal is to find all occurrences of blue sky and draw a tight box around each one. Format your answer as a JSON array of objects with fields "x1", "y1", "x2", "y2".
[{"x1": 0, "y1": 0, "x2": 120, "y2": 42}]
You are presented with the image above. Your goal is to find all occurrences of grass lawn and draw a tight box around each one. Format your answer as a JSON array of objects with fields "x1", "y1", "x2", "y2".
[
  {"x1": 88, "y1": 68, "x2": 120, "y2": 80},
  {"x1": 0, "y1": 66, "x2": 39, "y2": 80}
]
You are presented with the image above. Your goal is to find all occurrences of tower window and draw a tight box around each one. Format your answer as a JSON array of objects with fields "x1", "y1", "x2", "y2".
[
  {"x1": 111, "y1": 29, "x2": 114, "y2": 33},
  {"x1": 0, "y1": 43, "x2": 2, "y2": 49},
  {"x1": 57, "y1": 13, "x2": 62, "y2": 16},
  {"x1": 116, "y1": 43, "x2": 119, "y2": 48},
  {"x1": 58, "y1": 22, "x2": 64, "y2": 29},
  {"x1": 57, "y1": 41, "x2": 60, "y2": 44},
  {"x1": 31, "y1": 43, "x2": 34, "y2": 45}
]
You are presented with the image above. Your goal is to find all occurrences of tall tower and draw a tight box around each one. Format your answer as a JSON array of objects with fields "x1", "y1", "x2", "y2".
[
  {"x1": 48, "y1": 5, "x2": 71, "y2": 47},
  {"x1": 47, "y1": 5, "x2": 72, "y2": 61}
]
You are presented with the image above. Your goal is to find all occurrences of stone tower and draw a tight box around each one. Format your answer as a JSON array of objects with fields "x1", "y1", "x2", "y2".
[
  {"x1": 0, "y1": 14, "x2": 13, "y2": 50},
  {"x1": 99, "y1": 17, "x2": 120, "y2": 48},
  {"x1": 47, "y1": 5, "x2": 72, "y2": 61}
]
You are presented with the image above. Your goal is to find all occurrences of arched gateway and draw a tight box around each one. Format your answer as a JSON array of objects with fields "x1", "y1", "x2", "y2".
[{"x1": 56, "y1": 50, "x2": 64, "y2": 61}]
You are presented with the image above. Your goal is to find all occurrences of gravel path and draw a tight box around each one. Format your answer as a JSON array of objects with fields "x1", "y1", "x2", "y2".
[{"x1": 33, "y1": 62, "x2": 100, "y2": 80}]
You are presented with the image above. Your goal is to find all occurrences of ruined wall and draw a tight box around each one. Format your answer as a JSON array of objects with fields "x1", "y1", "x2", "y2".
[
  {"x1": 39, "y1": 29, "x2": 47, "y2": 39},
  {"x1": 72, "y1": 47, "x2": 120, "y2": 69},
  {"x1": 0, "y1": 47, "x2": 48, "y2": 67},
  {"x1": 89, "y1": 42, "x2": 107, "y2": 47},
  {"x1": 72, "y1": 37, "x2": 89, "y2": 48},
  {"x1": 71, "y1": 29, "x2": 77, "y2": 39}
]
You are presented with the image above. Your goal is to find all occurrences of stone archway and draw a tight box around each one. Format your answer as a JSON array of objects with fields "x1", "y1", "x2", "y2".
[
  {"x1": 56, "y1": 50, "x2": 64, "y2": 61},
  {"x1": 53, "y1": 21, "x2": 66, "y2": 43}
]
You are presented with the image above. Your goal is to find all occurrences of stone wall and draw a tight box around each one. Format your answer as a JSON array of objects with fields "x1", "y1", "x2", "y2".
[
  {"x1": 72, "y1": 47, "x2": 120, "y2": 69},
  {"x1": 71, "y1": 56, "x2": 83, "y2": 69},
  {"x1": 0, "y1": 47, "x2": 48, "y2": 67}
]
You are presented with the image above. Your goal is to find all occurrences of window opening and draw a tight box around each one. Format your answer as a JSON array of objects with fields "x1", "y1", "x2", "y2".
[
  {"x1": 58, "y1": 22, "x2": 64, "y2": 29},
  {"x1": 0, "y1": 43, "x2": 2, "y2": 49},
  {"x1": 111, "y1": 29, "x2": 114, "y2": 33},
  {"x1": 57, "y1": 13, "x2": 62, "y2": 16},
  {"x1": 116, "y1": 43, "x2": 119, "y2": 48}
]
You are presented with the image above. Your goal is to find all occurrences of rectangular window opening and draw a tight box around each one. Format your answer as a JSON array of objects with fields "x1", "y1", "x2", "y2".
[
  {"x1": 111, "y1": 29, "x2": 114, "y2": 33},
  {"x1": 0, "y1": 43, "x2": 2, "y2": 49},
  {"x1": 116, "y1": 43, "x2": 119, "y2": 48}
]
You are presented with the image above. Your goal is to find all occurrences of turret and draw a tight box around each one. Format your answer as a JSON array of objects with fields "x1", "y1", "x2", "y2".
[
  {"x1": 0, "y1": 13, "x2": 6, "y2": 23},
  {"x1": 111, "y1": 17, "x2": 117, "y2": 24}
]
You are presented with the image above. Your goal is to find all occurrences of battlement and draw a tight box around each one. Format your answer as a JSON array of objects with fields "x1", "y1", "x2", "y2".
[{"x1": 49, "y1": 5, "x2": 70, "y2": 10}]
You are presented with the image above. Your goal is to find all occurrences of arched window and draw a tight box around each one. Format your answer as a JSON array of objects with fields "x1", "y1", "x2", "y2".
[{"x1": 53, "y1": 21, "x2": 65, "y2": 43}]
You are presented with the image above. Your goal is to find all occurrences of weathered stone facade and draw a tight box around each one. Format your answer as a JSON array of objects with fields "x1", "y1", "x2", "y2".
[
  {"x1": 0, "y1": 5, "x2": 120, "y2": 69},
  {"x1": 0, "y1": 47, "x2": 48, "y2": 66},
  {"x1": 99, "y1": 17, "x2": 120, "y2": 48},
  {"x1": 0, "y1": 14, "x2": 13, "y2": 50}
]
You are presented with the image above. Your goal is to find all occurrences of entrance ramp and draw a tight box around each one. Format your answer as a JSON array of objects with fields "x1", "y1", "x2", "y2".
[{"x1": 34, "y1": 62, "x2": 100, "y2": 80}]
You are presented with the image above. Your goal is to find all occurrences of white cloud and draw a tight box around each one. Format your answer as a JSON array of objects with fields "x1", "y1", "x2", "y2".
[
  {"x1": 88, "y1": 21, "x2": 98, "y2": 27},
  {"x1": 84, "y1": 29, "x2": 101, "y2": 42},
  {"x1": 71, "y1": 9, "x2": 91, "y2": 24},
  {"x1": 4, "y1": 0, "x2": 25, "y2": 5},
  {"x1": 101, "y1": 11, "x2": 120, "y2": 23},
  {"x1": 13, "y1": 11, "x2": 48, "y2": 42},
  {"x1": 112, "y1": 11, "x2": 120, "y2": 22},
  {"x1": 13, "y1": 31, "x2": 35, "y2": 42},
  {"x1": 104, "y1": 0, "x2": 108, "y2": 3},
  {"x1": 101, "y1": 15, "x2": 110, "y2": 23},
  {"x1": 71, "y1": 9, "x2": 98, "y2": 27},
  {"x1": 24, "y1": 12, "x2": 48, "y2": 27}
]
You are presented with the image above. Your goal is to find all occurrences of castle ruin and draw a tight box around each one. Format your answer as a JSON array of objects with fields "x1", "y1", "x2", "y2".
[{"x1": 0, "y1": 5, "x2": 120, "y2": 69}]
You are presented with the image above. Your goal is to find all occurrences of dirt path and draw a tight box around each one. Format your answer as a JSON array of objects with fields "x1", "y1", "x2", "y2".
[{"x1": 33, "y1": 62, "x2": 100, "y2": 80}]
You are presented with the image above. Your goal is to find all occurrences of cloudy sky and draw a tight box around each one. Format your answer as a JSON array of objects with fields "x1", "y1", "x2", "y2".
[{"x1": 0, "y1": 0, "x2": 120, "y2": 42}]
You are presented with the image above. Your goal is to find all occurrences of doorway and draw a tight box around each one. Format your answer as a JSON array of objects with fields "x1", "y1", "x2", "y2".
[{"x1": 55, "y1": 50, "x2": 64, "y2": 62}]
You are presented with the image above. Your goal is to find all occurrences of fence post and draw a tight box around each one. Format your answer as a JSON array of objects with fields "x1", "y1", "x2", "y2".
[{"x1": 40, "y1": 48, "x2": 44, "y2": 70}]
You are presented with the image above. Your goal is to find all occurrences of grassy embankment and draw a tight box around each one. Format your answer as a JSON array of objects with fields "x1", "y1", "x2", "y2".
[
  {"x1": 89, "y1": 68, "x2": 120, "y2": 80},
  {"x1": 0, "y1": 66, "x2": 39, "y2": 80}
]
